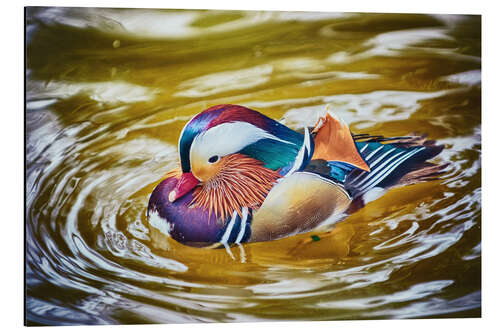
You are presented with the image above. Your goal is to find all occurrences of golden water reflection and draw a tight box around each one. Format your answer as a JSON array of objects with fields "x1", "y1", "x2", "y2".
[{"x1": 26, "y1": 8, "x2": 480, "y2": 325}]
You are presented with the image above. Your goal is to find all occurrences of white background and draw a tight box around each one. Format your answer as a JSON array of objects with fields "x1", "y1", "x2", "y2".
[{"x1": 2, "y1": 0, "x2": 497, "y2": 332}]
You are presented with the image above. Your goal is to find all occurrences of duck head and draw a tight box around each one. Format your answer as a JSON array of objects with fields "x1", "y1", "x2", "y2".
[{"x1": 168, "y1": 104, "x2": 313, "y2": 219}]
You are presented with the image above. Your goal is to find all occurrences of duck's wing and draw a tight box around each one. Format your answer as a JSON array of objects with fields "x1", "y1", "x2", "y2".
[
  {"x1": 308, "y1": 112, "x2": 446, "y2": 199},
  {"x1": 248, "y1": 172, "x2": 351, "y2": 242},
  {"x1": 345, "y1": 136, "x2": 446, "y2": 199},
  {"x1": 311, "y1": 113, "x2": 370, "y2": 172}
]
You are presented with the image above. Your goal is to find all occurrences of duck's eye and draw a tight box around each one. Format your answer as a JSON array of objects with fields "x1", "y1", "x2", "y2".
[{"x1": 208, "y1": 155, "x2": 219, "y2": 164}]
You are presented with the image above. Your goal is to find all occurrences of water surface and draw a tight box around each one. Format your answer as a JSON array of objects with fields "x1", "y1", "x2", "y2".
[{"x1": 25, "y1": 8, "x2": 481, "y2": 325}]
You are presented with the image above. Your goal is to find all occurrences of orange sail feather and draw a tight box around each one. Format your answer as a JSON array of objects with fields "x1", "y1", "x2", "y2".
[{"x1": 311, "y1": 113, "x2": 370, "y2": 172}]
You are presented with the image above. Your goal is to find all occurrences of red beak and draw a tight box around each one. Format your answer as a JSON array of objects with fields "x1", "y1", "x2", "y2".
[{"x1": 168, "y1": 172, "x2": 200, "y2": 202}]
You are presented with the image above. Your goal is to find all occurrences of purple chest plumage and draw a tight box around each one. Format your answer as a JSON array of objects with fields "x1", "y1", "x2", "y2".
[{"x1": 147, "y1": 177, "x2": 226, "y2": 245}]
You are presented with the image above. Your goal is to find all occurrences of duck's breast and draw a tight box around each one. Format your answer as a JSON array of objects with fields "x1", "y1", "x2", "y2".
[
  {"x1": 249, "y1": 172, "x2": 352, "y2": 242},
  {"x1": 148, "y1": 177, "x2": 226, "y2": 245}
]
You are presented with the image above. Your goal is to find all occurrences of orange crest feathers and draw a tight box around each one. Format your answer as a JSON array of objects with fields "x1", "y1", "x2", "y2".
[
  {"x1": 192, "y1": 154, "x2": 281, "y2": 222},
  {"x1": 312, "y1": 113, "x2": 370, "y2": 172}
]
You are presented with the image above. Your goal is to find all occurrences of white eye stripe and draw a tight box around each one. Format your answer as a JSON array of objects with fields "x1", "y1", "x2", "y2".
[{"x1": 190, "y1": 121, "x2": 294, "y2": 163}]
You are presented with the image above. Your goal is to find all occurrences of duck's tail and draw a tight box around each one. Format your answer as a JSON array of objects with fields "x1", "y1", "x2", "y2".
[
  {"x1": 344, "y1": 134, "x2": 447, "y2": 200},
  {"x1": 306, "y1": 111, "x2": 447, "y2": 208}
]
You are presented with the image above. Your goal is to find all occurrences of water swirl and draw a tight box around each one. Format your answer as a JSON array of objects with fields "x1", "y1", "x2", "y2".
[{"x1": 26, "y1": 8, "x2": 481, "y2": 325}]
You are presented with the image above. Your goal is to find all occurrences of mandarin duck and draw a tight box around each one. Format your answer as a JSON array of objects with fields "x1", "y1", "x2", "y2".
[{"x1": 147, "y1": 104, "x2": 444, "y2": 247}]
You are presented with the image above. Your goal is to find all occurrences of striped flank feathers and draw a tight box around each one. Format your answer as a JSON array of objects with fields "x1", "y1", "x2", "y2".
[{"x1": 344, "y1": 134, "x2": 445, "y2": 198}]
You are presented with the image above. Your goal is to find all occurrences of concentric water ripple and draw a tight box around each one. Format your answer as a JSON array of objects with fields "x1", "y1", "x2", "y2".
[{"x1": 26, "y1": 8, "x2": 481, "y2": 325}]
